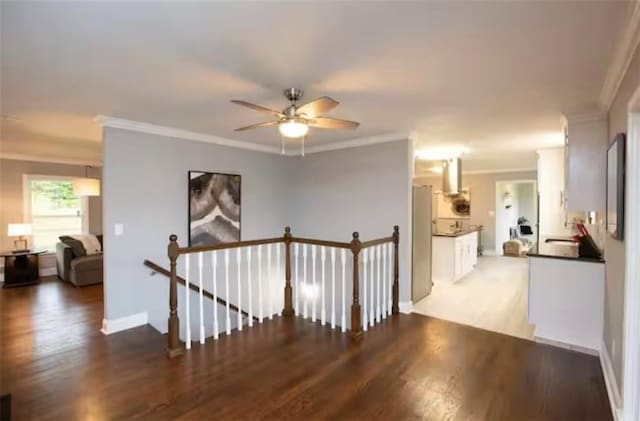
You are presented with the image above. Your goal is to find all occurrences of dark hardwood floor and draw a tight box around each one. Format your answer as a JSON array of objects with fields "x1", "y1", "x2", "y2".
[{"x1": 1, "y1": 276, "x2": 611, "y2": 420}]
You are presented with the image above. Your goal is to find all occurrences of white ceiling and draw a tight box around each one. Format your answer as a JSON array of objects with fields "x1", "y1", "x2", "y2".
[{"x1": 0, "y1": 1, "x2": 631, "y2": 168}]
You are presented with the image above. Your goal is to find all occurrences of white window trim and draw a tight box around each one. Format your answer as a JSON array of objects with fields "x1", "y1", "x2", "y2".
[{"x1": 22, "y1": 174, "x2": 90, "y2": 253}]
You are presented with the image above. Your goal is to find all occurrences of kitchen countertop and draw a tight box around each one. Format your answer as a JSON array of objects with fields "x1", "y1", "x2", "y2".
[
  {"x1": 433, "y1": 227, "x2": 479, "y2": 238},
  {"x1": 527, "y1": 241, "x2": 605, "y2": 264}
]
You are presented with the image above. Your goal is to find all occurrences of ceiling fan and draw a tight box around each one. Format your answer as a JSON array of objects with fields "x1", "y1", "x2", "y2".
[{"x1": 231, "y1": 88, "x2": 359, "y2": 155}]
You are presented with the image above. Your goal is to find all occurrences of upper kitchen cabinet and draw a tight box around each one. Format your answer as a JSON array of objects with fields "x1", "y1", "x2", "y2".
[{"x1": 563, "y1": 112, "x2": 608, "y2": 212}]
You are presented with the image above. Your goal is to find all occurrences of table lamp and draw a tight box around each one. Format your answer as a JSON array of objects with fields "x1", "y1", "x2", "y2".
[{"x1": 8, "y1": 223, "x2": 32, "y2": 252}]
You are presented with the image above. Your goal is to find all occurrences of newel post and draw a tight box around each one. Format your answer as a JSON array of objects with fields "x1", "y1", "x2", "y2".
[
  {"x1": 350, "y1": 232, "x2": 363, "y2": 340},
  {"x1": 167, "y1": 234, "x2": 184, "y2": 358},
  {"x1": 392, "y1": 225, "x2": 400, "y2": 315},
  {"x1": 282, "y1": 227, "x2": 294, "y2": 317}
]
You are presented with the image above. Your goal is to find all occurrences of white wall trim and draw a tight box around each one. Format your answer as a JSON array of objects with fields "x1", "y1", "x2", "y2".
[
  {"x1": 40, "y1": 267, "x2": 57, "y2": 277},
  {"x1": 600, "y1": 0, "x2": 640, "y2": 110},
  {"x1": 622, "y1": 110, "x2": 640, "y2": 421},
  {"x1": 399, "y1": 301, "x2": 413, "y2": 314},
  {"x1": 98, "y1": 115, "x2": 409, "y2": 157},
  {"x1": 101, "y1": 312, "x2": 148, "y2": 335},
  {"x1": 602, "y1": 340, "x2": 623, "y2": 421},
  {"x1": 97, "y1": 115, "x2": 282, "y2": 155},
  {"x1": 0, "y1": 153, "x2": 103, "y2": 167},
  {"x1": 463, "y1": 167, "x2": 537, "y2": 175},
  {"x1": 300, "y1": 132, "x2": 410, "y2": 155}
]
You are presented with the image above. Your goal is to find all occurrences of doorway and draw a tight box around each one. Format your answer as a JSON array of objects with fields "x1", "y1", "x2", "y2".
[{"x1": 495, "y1": 180, "x2": 537, "y2": 256}]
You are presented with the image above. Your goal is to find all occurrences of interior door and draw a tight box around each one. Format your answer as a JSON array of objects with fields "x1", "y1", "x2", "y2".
[{"x1": 412, "y1": 185, "x2": 433, "y2": 302}]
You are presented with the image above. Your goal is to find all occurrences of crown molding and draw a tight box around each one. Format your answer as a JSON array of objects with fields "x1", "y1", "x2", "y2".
[
  {"x1": 414, "y1": 167, "x2": 537, "y2": 177},
  {"x1": 96, "y1": 116, "x2": 282, "y2": 155},
  {"x1": 0, "y1": 153, "x2": 103, "y2": 167},
  {"x1": 600, "y1": 0, "x2": 640, "y2": 110},
  {"x1": 298, "y1": 132, "x2": 410, "y2": 155},
  {"x1": 97, "y1": 115, "x2": 409, "y2": 157},
  {"x1": 563, "y1": 111, "x2": 608, "y2": 124}
]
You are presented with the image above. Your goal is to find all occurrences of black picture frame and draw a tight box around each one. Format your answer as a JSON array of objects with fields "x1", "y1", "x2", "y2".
[
  {"x1": 188, "y1": 171, "x2": 241, "y2": 247},
  {"x1": 606, "y1": 133, "x2": 626, "y2": 241}
]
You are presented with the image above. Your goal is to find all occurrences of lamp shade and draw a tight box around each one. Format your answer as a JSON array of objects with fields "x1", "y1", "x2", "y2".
[
  {"x1": 8, "y1": 223, "x2": 32, "y2": 237},
  {"x1": 72, "y1": 178, "x2": 101, "y2": 196}
]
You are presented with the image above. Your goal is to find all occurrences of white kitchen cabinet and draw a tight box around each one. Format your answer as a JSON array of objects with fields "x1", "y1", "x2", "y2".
[
  {"x1": 433, "y1": 230, "x2": 478, "y2": 283},
  {"x1": 563, "y1": 113, "x2": 607, "y2": 212}
]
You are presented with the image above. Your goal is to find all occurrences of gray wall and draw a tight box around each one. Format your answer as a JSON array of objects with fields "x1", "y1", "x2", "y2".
[
  {"x1": 414, "y1": 171, "x2": 537, "y2": 252},
  {"x1": 0, "y1": 158, "x2": 102, "y2": 272},
  {"x1": 103, "y1": 128, "x2": 291, "y2": 324},
  {"x1": 605, "y1": 42, "x2": 640, "y2": 396},
  {"x1": 287, "y1": 140, "x2": 412, "y2": 302}
]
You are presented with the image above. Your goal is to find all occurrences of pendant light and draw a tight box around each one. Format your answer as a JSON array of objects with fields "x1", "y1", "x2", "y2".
[{"x1": 72, "y1": 166, "x2": 101, "y2": 196}]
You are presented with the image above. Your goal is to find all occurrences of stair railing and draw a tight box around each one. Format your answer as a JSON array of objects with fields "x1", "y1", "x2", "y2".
[{"x1": 163, "y1": 226, "x2": 399, "y2": 358}]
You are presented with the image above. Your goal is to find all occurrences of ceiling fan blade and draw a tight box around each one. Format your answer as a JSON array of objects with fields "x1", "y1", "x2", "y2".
[
  {"x1": 308, "y1": 117, "x2": 360, "y2": 130},
  {"x1": 231, "y1": 100, "x2": 284, "y2": 117},
  {"x1": 295, "y1": 96, "x2": 339, "y2": 118},
  {"x1": 234, "y1": 121, "x2": 279, "y2": 131}
]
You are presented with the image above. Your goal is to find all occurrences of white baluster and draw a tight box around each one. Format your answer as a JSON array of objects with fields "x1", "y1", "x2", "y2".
[
  {"x1": 237, "y1": 248, "x2": 242, "y2": 331},
  {"x1": 198, "y1": 252, "x2": 205, "y2": 344},
  {"x1": 388, "y1": 243, "x2": 393, "y2": 316},
  {"x1": 258, "y1": 245, "x2": 263, "y2": 323},
  {"x1": 382, "y1": 243, "x2": 387, "y2": 320},
  {"x1": 312, "y1": 245, "x2": 317, "y2": 322},
  {"x1": 185, "y1": 254, "x2": 191, "y2": 349},
  {"x1": 303, "y1": 244, "x2": 308, "y2": 319},
  {"x1": 369, "y1": 246, "x2": 374, "y2": 327},
  {"x1": 331, "y1": 248, "x2": 336, "y2": 329},
  {"x1": 294, "y1": 243, "x2": 299, "y2": 315},
  {"x1": 247, "y1": 247, "x2": 253, "y2": 327},
  {"x1": 275, "y1": 244, "x2": 280, "y2": 318},
  {"x1": 225, "y1": 250, "x2": 231, "y2": 335},
  {"x1": 321, "y1": 247, "x2": 326, "y2": 325},
  {"x1": 376, "y1": 244, "x2": 381, "y2": 323},
  {"x1": 341, "y1": 248, "x2": 346, "y2": 333},
  {"x1": 212, "y1": 251, "x2": 219, "y2": 340},
  {"x1": 267, "y1": 244, "x2": 273, "y2": 320},
  {"x1": 362, "y1": 248, "x2": 368, "y2": 332}
]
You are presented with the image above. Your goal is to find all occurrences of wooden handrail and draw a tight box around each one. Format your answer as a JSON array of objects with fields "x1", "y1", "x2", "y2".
[
  {"x1": 178, "y1": 237, "x2": 285, "y2": 255},
  {"x1": 290, "y1": 237, "x2": 351, "y2": 249},
  {"x1": 360, "y1": 236, "x2": 393, "y2": 249},
  {"x1": 144, "y1": 259, "x2": 258, "y2": 322}
]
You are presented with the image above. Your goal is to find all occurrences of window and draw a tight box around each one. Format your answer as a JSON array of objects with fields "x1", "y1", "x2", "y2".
[{"x1": 24, "y1": 175, "x2": 88, "y2": 252}]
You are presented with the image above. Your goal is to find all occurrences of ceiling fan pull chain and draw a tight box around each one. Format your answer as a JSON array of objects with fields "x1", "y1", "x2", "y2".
[
  {"x1": 281, "y1": 134, "x2": 285, "y2": 155},
  {"x1": 301, "y1": 135, "x2": 305, "y2": 157}
]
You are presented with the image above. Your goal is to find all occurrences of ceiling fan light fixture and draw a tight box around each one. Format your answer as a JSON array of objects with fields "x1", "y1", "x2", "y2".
[{"x1": 278, "y1": 120, "x2": 309, "y2": 138}]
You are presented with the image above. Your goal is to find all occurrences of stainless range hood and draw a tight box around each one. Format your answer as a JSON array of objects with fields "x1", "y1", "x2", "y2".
[{"x1": 442, "y1": 158, "x2": 462, "y2": 195}]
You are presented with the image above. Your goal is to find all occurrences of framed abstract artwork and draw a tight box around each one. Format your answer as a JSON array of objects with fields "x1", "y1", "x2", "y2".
[
  {"x1": 188, "y1": 171, "x2": 241, "y2": 247},
  {"x1": 606, "y1": 133, "x2": 625, "y2": 241}
]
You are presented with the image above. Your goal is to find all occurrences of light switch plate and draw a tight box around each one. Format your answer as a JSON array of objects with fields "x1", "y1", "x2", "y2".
[{"x1": 114, "y1": 223, "x2": 124, "y2": 236}]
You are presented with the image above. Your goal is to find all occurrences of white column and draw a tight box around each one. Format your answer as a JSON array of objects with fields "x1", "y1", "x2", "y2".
[
  {"x1": 294, "y1": 243, "x2": 299, "y2": 316},
  {"x1": 212, "y1": 251, "x2": 219, "y2": 340},
  {"x1": 363, "y1": 248, "x2": 369, "y2": 332},
  {"x1": 376, "y1": 244, "x2": 381, "y2": 323},
  {"x1": 247, "y1": 247, "x2": 253, "y2": 327},
  {"x1": 198, "y1": 252, "x2": 205, "y2": 344},
  {"x1": 321, "y1": 247, "x2": 326, "y2": 325},
  {"x1": 237, "y1": 248, "x2": 243, "y2": 331},
  {"x1": 185, "y1": 254, "x2": 191, "y2": 349},
  {"x1": 331, "y1": 248, "x2": 336, "y2": 329},
  {"x1": 341, "y1": 248, "x2": 346, "y2": 333},
  {"x1": 225, "y1": 249, "x2": 231, "y2": 335}
]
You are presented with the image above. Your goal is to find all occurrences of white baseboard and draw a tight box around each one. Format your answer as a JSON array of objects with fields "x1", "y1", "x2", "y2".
[
  {"x1": 40, "y1": 267, "x2": 58, "y2": 277},
  {"x1": 600, "y1": 340, "x2": 623, "y2": 421},
  {"x1": 534, "y1": 335, "x2": 598, "y2": 356},
  {"x1": 399, "y1": 301, "x2": 413, "y2": 314},
  {"x1": 101, "y1": 312, "x2": 148, "y2": 335}
]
